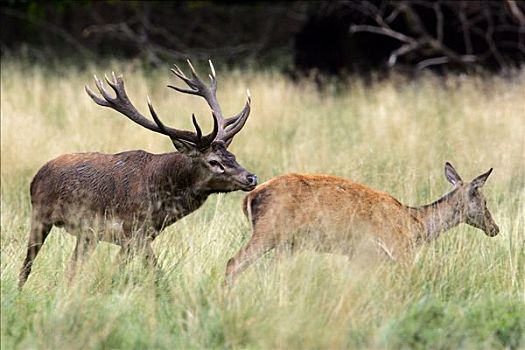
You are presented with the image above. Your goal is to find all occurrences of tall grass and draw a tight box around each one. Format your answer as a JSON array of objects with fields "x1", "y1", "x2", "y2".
[{"x1": 1, "y1": 59, "x2": 524, "y2": 349}]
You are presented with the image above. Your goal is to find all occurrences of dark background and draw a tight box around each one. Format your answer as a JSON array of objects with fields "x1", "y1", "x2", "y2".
[{"x1": 2, "y1": 1, "x2": 525, "y2": 77}]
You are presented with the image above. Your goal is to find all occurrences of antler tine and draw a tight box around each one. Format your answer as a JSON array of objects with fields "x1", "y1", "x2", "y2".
[
  {"x1": 208, "y1": 60, "x2": 216, "y2": 78},
  {"x1": 172, "y1": 63, "x2": 186, "y2": 76},
  {"x1": 147, "y1": 95, "x2": 169, "y2": 135},
  {"x1": 148, "y1": 99, "x2": 197, "y2": 152},
  {"x1": 166, "y1": 60, "x2": 251, "y2": 147},
  {"x1": 167, "y1": 83, "x2": 200, "y2": 96},
  {"x1": 208, "y1": 73, "x2": 217, "y2": 95},
  {"x1": 191, "y1": 113, "x2": 202, "y2": 141},
  {"x1": 188, "y1": 60, "x2": 211, "y2": 92},
  {"x1": 168, "y1": 63, "x2": 207, "y2": 96},
  {"x1": 168, "y1": 59, "x2": 224, "y2": 118},
  {"x1": 200, "y1": 112, "x2": 219, "y2": 145},
  {"x1": 93, "y1": 75, "x2": 115, "y2": 103},
  {"x1": 103, "y1": 73, "x2": 126, "y2": 101},
  {"x1": 105, "y1": 71, "x2": 120, "y2": 90},
  {"x1": 223, "y1": 90, "x2": 251, "y2": 127},
  {"x1": 148, "y1": 95, "x2": 218, "y2": 150},
  {"x1": 222, "y1": 91, "x2": 251, "y2": 142},
  {"x1": 103, "y1": 73, "x2": 116, "y2": 89},
  {"x1": 86, "y1": 73, "x2": 212, "y2": 148},
  {"x1": 186, "y1": 59, "x2": 199, "y2": 79},
  {"x1": 85, "y1": 83, "x2": 110, "y2": 107},
  {"x1": 170, "y1": 65, "x2": 191, "y2": 84},
  {"x1": 208, "y1": 60, "x2": 217, "y2": 94},
  {"x1": 147, "y1": 94, "x2": 216, "y2": 149}
]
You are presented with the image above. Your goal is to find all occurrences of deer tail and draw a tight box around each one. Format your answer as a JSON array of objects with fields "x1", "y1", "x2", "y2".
[{"x1": 242, "y1": 194, "x2": 253, "y2": 227}]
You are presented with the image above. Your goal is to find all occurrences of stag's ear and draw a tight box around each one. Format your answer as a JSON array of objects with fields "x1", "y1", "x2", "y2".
[
  {"x1": 445, "y1": 162, "x2": 463, "y2": 187},
  {"x1": 171, "y1": 138, "x2": 200, "y2": 157},
  {"x1": 211, "y1": 140, "x2": 227, "y2": 152},
  {"x1": 470, "y1": 168, "x2": 493, "y2": 190}
]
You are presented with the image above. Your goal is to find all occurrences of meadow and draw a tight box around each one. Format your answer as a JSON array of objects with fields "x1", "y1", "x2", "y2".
[{"x1": 1, "y1": 59, "x2": 524, "y2": 349}]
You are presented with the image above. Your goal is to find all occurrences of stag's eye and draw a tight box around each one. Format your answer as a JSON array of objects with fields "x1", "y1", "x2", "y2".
[{"x1": 208, "y1": 160, "x2": 224, "y2": 171}]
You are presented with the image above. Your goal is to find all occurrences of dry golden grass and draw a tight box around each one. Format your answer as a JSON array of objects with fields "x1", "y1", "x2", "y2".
[{"x1": 1, "y1": 59, "x2": 524, "y2": 349}]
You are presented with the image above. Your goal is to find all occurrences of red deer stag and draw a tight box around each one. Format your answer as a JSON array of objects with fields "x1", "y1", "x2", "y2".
[
  {"x1": 19, "y1": 61, "x2": 257, "y2": 289},
  {"x1": 225, "y1": 163, "x2": 499, "y2": 283}
]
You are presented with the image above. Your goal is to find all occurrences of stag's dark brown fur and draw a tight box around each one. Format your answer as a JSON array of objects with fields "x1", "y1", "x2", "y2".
[
  {"x1": 19, "y1": 61, "x2": 257, "y2": 288},
  {"x1": 32, "y1": 152, "x2": 216, "y2": 233}
]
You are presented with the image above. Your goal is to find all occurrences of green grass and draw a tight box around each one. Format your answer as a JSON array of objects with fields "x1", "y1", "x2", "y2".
[{"x1": 1, "y1": 59, "x2": 524, "y2": 349}]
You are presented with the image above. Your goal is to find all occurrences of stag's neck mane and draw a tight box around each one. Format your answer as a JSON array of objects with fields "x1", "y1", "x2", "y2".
[
  {"x1": 155, "y1": 151, "x2": 230, "y2": 197},
  {"x1": 406, "y1": 188, "x2": 463, "y2": 241},
  {"x1": 143, "y1": 152, "x2": 209, "y2": 227}
]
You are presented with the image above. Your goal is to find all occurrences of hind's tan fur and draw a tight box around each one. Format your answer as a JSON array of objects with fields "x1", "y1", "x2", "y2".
[{"x1": 225, "y1": 164, "x2": 499, "y2": 284}]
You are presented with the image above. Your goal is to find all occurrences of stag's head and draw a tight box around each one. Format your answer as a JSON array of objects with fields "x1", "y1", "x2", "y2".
[
  {"x1": 444, "y1": 162, "x2": 499, "y2": 237},
  {"x1": 85, "y1": 60, "x2": 257, "y2": 192}
]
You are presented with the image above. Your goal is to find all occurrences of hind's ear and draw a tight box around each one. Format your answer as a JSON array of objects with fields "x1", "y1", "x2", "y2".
[
  {"x1": 445, "y1": 162, "x2": 463, "y2": 187},
  {"x1": 470, "y1": 168, "x2": 493, "y2": 190}
]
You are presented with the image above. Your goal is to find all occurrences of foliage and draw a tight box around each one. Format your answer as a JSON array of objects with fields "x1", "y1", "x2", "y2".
[{"x1": 2, "y1": 1, "x2": 524, "y2": 73}]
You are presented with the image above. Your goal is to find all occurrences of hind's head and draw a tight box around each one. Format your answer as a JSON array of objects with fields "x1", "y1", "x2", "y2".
[{"x1": 444, "y1": 162, "x2": 499, "y2": 237}]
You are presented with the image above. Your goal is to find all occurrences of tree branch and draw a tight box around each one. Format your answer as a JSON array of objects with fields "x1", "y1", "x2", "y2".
[
  {"x1": 2, "y1": 8, "x2": 94, "y2": 58},
  {"x1": 350, "y1": 24, "x2": 416, "y2": 44}
]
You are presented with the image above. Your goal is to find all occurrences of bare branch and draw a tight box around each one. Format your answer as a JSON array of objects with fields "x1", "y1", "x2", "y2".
[
  {"x1": 434, "y1": 2, "x2": 444, "y2": 44},
  {"x1": 2, "y1": 8, "x2": 94, "y2": 58},
  {"x1": 416, "y1": 56, "x2": 449, "y2": 70},
  {"x1": 507, "y1": 0, "x2": 525, "y2": 26},
  {"x1": 350, "y1": 24, "x2": 416, "y2": 44},
  {"x1": 458, "y1": 4, "x2": 473, "y2": 55},
  {"x1": 388, "y1": 41, "x2": 421, "y2": 67}
]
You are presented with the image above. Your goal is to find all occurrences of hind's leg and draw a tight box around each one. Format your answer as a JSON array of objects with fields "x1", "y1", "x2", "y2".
[
  {"x1": 274, "y1": 241, "x2": 296, "y2": 260},
  {"x1": 19, "y1": 219, "x2": 52, "y2": 289},
  {"x1": 225, "y1": 231, "x2": 277, "y2": 286},
  {"x1": 65, "y1": 235, "x2": 98, "y2": 282}
]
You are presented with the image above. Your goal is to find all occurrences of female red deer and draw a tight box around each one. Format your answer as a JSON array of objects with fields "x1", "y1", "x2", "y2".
[
  {"x1": 225, "y1": 163, "x2": 499, "y2": 283},
  {"x1": 19, "y1": 61, "x2": 257, "y2": 288}
]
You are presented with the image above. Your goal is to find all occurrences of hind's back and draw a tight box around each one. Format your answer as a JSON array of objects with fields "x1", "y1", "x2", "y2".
[{"x1": 243, "y1": 173, "x2": 420, "y2": 246}]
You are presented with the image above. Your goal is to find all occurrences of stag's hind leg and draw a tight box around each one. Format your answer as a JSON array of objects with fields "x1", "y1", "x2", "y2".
[
  {"x1": 19, "y1": 219, "x2": 52, "y2": 289},
  {"x1": 66, "y1": 235, "x2": 98, "y2": 282}
]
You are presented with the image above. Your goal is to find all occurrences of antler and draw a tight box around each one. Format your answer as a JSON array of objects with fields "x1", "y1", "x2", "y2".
[
  {"x1": 85, "y1": 72, "x2": 217, "y2": 151},
  {"x1": 168, "y1": 60, "x2": 251, "y2": 146}
]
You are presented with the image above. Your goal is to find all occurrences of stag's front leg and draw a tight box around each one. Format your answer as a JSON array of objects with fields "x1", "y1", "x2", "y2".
[
  {"x1": 116, "y1": 242, "x2": 132, "y2": 266},
  {"x1": 66, "y1": 235, "x2": 98, "y2": 282},
  {"x1": 142, "y1": 241, "x2": 158, "y2": 267},
  {"x1": 117, "y1": 235, "x2": 158, "y2": 268}
]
